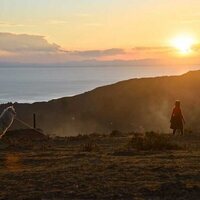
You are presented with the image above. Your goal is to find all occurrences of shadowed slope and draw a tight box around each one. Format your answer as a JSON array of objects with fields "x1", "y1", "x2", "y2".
[{"x1": 1, "y1": 70, "x2": 200, "y2": 136}]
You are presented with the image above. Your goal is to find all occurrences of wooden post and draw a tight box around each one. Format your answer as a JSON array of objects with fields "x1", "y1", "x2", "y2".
[{"x1": 33, "y1": 113, "x2": 36, "y2": 129}]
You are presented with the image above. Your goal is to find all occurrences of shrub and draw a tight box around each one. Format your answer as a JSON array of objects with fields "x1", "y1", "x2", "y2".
[
  {"x1": 110, "y1": 130, "x2": 124, "y2": 137},
  {"x1": 128, "y1": 131, "x2": 181, "y2": 151},
  {"x1": 81, "y1": 140, "x2": 99, "y2": 152},
  {"x1": 67, "y1": 134, "x2": 90, "y2": 142},
  {"x1": 89, "y1": 132, "x2": 102, "y2": 137}
]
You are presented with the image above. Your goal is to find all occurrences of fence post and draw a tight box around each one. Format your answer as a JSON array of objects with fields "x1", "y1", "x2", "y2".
[{"x1": 33, "y1": 113, "x2": 36, "y2": 129}]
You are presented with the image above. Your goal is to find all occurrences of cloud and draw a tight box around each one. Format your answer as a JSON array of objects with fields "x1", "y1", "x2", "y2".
[
  {"x1": 181, "y1": 19, "x2": 200, "y2": 24},
  {"x1": 0, "y1": 32, "x2": 61, "y2": 53},
  {"x1": 74, "y1": 13, "x2": 91, "y2": 17},
  {"x1": 132, "y1": 46, "x2": 172, "y2": 53},
  {"x1": 84, "y1": 23, "x2": 103, "y2": 27},
  {"x1": 0, "y1": 32, "x2": 124, "y2": 59},
  {"x1": 179, "y1": 13, "x2": 200, "y2": 24},
  {"x1": 0, "y1": 22, "x2": 23, "y2": 27},
  {"x1": 1, "y1": 32, "x2": 199, "y2": 66},
  {"x1": 49, "y1": 20, "x2": 69, "y2": 25},
  {"x1": 71, "y1": 48, "x2": 125, "y2": 57},
  {"x1": 0, "y1": 32, "x2": 128, "y2": 63},
  {"x1": 0, "y1": 21, "x2": 32, "y2": 27},
  {"x1": 192, "y1": 44, "x2": 200, "y2": 51}
]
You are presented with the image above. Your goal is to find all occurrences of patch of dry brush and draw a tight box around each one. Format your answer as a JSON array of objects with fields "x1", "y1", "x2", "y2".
[{"x1": 128, "y1": 131, "x2": 182, "y2": 151}]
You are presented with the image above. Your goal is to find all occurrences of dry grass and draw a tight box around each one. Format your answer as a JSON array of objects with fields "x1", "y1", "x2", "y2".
[
  {"x1": 127, "y1": 131, "x2": 182, "y2": 151},
  {"x1": 81, "y1": 140, "x2": 99, "y2": 152},
  {"x1": 0, "y1": 131, "x2": 199, "y2": 199}
]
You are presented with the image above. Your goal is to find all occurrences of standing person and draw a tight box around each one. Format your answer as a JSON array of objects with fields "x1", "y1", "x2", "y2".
[{"x1": 170, "y1": 100, "x2": 185, "y2": 135}]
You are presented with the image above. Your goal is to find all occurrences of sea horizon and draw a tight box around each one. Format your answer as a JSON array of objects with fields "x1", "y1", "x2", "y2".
[{"x1": 0, "y1": 65, "x2": 200, "y2": 104}]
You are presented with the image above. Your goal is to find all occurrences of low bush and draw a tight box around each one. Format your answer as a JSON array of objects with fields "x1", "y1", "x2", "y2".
[
  {"x1": 128, "y1": 131, "x2": 181, "y2": 151},
  {"x1": 110, "y1": 130, "x2": 125, "y2": 137},
  {"x1": 81, "y1": 140, "x2": 99, "y2": 152}
]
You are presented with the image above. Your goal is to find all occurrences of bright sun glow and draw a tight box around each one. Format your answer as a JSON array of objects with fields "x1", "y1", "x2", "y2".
[{"x1": 171, "y1": 35, "x2": 195, "y2": 54}]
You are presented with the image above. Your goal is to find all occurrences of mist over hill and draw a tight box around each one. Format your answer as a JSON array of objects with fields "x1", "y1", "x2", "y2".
[{"x1": 1, "y1": 70, "x2": 200, "y2": 136}]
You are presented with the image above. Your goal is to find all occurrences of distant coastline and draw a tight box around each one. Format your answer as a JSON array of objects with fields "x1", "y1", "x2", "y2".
[{"x1": 0, "y1": 66, "x2": 200, "y2": 104}]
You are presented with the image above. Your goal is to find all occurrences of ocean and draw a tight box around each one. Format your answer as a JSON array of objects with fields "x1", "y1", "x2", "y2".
[{"x1": 0, "y1": 66, "x2": 198, "y2": 103}]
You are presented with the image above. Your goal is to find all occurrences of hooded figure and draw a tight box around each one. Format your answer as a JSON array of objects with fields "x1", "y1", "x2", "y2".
[{"x1": 0, "y1": 106, "x2": 16, "y2": 138}]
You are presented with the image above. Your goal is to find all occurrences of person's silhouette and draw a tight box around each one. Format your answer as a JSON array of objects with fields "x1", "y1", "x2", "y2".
[{"x1": 170, "y1": 100, "x2": 185, "y2": 135}]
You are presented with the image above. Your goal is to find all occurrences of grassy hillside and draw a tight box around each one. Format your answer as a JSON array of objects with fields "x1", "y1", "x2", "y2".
[
  {"x1": 1, "y1": 70, "x2": 200, "y2": 136},
  {"x1": 0, "y1": 132, "x2": 200, "y2": 199}
]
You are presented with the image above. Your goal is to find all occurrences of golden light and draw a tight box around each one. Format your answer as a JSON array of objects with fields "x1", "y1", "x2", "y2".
[{"x1": 171, "y1": 35, "x2": 195, "y2": 54}]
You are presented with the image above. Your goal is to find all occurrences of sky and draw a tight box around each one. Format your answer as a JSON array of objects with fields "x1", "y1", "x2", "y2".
[{"x1": 0, "y1": 0, "x2": 200, "y2": 66}]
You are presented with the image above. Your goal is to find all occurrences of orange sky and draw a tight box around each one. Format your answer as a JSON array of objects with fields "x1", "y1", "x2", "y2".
[{"x1": 0, "y1": 0, "x2": 200, "y2": 65}]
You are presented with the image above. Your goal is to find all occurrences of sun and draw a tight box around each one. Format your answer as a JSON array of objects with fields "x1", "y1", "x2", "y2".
[{"x1": 171, "y1": 35, "x2": 195, "y2": 54}]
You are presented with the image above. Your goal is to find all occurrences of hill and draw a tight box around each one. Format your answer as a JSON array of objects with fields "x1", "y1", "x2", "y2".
[{"x1": 1, "y1": 70, "x2": 200, "y2": 136}]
